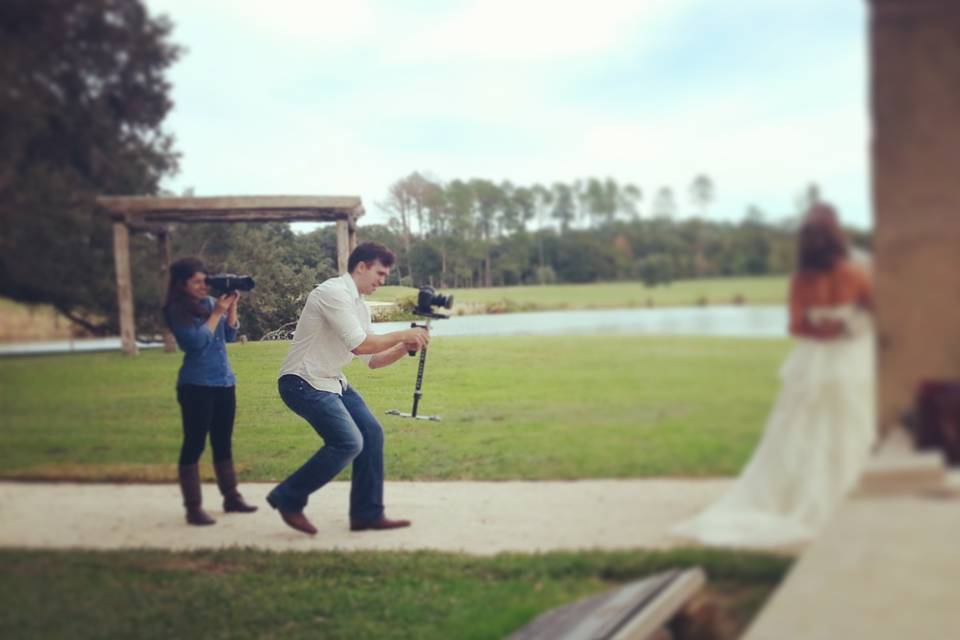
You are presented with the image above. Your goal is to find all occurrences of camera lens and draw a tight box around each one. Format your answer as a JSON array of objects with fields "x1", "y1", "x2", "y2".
[{"x1": 416, "y1": 286, "x2": 453, "y2": 314}]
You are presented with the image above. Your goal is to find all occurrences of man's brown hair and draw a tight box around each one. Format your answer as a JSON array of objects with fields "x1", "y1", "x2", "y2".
[{"x1": 348, "y1": 242, "x2": 396, "y2": 273}]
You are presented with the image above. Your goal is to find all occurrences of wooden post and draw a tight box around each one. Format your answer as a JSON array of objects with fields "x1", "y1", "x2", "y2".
[
  {"x1": 348, "y1": 216, "x2": 358, "y2": 253},
  {"x1": 871, "y1": 0, "x2": 960, "y2": 434},
  {"x1": 157, "y1": 231, "x2": 176, "y2": 353},
  {"x1": 336, "y1": 218, "x2": 350, "y2": 274},
  {"x1": 112, "y1": 221, "x2": 138, "y2": 356}
]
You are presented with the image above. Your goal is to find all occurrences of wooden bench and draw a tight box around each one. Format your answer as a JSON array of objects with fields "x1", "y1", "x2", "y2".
[{"x1": 508, "y1": 567, "x2": 706, "y2": 640}]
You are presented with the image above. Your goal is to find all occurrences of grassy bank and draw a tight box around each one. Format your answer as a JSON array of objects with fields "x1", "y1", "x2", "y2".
[
  {"x1": 370, "y1": 276, "x2": 788, "y2": 313},
  {"x1": 0, "y1": 548, "x2": 791, "y2": 640},
  {"x1": 0, "y1": 297, "x2": 89, "y2": 342},
  {"x1": 0, "y1": 335, "x2": 788, "y2": 482}
]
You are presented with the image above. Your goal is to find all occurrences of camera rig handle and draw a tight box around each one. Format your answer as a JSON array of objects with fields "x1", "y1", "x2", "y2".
[
  {"x1": 407, "y1": 311, "x2": 445, "y2": 356},
  {"x1": 407, "y1": 319, "x2": 427, "y2": 357}
]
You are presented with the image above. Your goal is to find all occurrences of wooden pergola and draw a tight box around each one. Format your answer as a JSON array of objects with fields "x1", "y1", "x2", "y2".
[{"x1": 95, "y1": 195, "x2": 364, "y2": 356}]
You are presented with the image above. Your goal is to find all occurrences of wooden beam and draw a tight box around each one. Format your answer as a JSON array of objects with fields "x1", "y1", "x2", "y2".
[
  {"x1": 97, "y1": 195, "x2": 363, "y2": 214},
  {"x1": 157, "y1": 232, "x2": 176, "y2": 353},
  {"x1": 337, "y1": 219, "x2": 350, "y2": 274},
  {"x1": 97, "y1": 195, "x2": 366, "y2": 227},
  {"x1": 112, "y1": 222, "x2": 138, "y2": 356},
  {"x1": 126, "y1": 209, "x2": 354, "y2": 225}
]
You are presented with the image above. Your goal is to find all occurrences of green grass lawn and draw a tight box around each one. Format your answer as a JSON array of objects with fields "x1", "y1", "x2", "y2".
[
  {"x1": 0, "y1": 335, "x2": 794, "y2": 639},
  {"x1": 369, "y1": 275, "x2": 789, "y2": 312},
  {"x1": 0, "y1": 335, "x2": 788, "y2": 481},
  {"x1": 0, "y1": 548, "x2": 791, "y2": 640}
]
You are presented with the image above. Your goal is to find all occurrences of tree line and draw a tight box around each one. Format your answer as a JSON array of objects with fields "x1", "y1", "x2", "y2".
[
  {"x1": 374, "y1": 172, "x2": 866, "y2": 291},
  {"x1": 378, "y1": 172, "x2": 720, "y2": 288}
]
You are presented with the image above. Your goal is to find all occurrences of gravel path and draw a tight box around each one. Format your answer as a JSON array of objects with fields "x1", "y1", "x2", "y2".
[{"x1": 0, "y1": 479, "x2": 734, "y2": 555}]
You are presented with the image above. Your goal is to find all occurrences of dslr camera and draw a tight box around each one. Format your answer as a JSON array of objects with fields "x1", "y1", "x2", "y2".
[
  {"x1": 205, "y1": 274, "x2": 256, "y2": 296},
  {"x1": 414, "y1": 286, "x2": 453, "y2": 319}
]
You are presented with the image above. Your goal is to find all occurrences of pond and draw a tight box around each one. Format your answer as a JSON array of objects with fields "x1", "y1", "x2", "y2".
[
  {"x1": 0, "y1": 305, "x2": 789, "y2": 356},
  {"x1": 374, "y1": 305, "x2": 787, "y2": 339}
]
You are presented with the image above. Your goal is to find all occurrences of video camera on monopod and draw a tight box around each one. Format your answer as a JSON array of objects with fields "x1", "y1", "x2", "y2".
[{"x1": 387, "y1": 286, "x2": 453, "y2": 421}]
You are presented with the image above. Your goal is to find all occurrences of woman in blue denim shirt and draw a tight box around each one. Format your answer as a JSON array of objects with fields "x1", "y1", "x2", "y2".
[{"x1": 163, "y1": 257, "x2": 257, "y2": 526}]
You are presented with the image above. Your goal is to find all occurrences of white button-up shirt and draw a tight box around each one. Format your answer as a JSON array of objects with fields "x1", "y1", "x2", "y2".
[{"x1": 278, "y1": 273, "x2": 373, "y2": 394}]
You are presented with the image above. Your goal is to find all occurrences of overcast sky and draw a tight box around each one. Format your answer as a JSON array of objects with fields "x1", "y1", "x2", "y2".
[{"x1": 144, "y1": 0, "x2": 872, "y2": 230}]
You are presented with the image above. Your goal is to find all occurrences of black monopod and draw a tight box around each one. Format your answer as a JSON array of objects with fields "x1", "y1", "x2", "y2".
[{"x1": 386, "y1": 286, "x2": 452, "y2": 421}]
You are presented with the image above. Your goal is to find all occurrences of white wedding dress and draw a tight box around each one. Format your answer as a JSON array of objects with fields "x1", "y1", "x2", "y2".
[{"x1": 673, "y1": 304, "x2": 876, "y2": 549}]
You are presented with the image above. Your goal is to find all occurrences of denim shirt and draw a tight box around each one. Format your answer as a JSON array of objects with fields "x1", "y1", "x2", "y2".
[{"x1": 167, "y1": 297, "x2": 238, "y2": 388}]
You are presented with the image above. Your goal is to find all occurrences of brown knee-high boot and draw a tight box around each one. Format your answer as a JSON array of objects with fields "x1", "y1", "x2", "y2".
[
  {"x1": 178, "y1": 464, "x2": 216, "y2": 526},
  {"x1": 214, "y1": 460, "x2": 258, "y2": 513}
]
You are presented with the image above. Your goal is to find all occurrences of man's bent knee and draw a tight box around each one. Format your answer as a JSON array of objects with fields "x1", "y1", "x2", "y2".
[{"x1": 332, "y1": 435, "x2": 363, "y2": 460}]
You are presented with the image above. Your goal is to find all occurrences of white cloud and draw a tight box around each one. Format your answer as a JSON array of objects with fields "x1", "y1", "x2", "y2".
[
  {"x1": 393, "y1": 0, "x2": 697, "y2": 63},
  {"x1": 150, "y1": 0, "x2": 380, "y2": 53},
  {"x1": 148, "y1": 0, "x2": 871, "y2": 228}
]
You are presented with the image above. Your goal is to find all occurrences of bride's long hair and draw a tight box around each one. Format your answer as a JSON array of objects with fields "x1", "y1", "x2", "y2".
[{"x1": 796, "y1": 203, "x2": 848, "y2": 273}]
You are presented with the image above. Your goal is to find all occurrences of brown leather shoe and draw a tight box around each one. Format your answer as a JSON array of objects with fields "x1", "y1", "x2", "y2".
[
  {"x1": 266, "y1": 492, "x2": 317, "y2": 535},
  {"x1": 350, "y1": 517, "x2": 411, "y2": 532},
  {"x1": 278, "y1": 510, "x2": 318, "y2": 536}
]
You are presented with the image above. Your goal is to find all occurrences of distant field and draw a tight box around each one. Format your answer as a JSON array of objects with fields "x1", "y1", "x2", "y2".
[{"x1": 369, "y1": 276, "x2": 789, "y2": 313}]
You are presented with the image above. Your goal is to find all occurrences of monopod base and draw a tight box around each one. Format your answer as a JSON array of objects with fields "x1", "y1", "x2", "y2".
[{"x1": 386, "y1": 409, "x2": 441, "y2": 422}]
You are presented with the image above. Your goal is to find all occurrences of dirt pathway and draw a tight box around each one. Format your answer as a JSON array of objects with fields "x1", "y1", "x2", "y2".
[{"x1": 0, "y1": 479, "x2": 734, "y2": 555}]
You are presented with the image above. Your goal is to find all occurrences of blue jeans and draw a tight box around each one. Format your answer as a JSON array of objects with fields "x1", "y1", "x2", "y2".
[{"x1": 269, "y1": 375, "x2": 385, "y2": 522}]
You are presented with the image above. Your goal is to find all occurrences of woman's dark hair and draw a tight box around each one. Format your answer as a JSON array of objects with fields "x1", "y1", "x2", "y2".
[
  {"x1": 348, "y1": 242, "x2": 396, "y2": 273},
  {"x1": 796, "y1": 203, "x2": 849, "y2": 273},
  {"x1": 163, "y1": 257, "x2": 210, "y2": 327}
]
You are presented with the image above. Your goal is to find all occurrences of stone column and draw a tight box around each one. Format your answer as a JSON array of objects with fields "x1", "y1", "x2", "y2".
[{"x1": 871, "y1": 0, "x2": 960, "y2": 432}]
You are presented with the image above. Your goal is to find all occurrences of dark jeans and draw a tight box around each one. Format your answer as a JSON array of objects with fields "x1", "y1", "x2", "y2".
[
  {"x1": 269, "y1": 375, "x2": 384, "y2": 522},
  {"x1": 176, "y1": 384, "x2": 236, "y2": 466}
]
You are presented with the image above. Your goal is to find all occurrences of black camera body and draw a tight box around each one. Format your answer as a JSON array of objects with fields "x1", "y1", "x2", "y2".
[
  {"x1": 415, "y1": 286, "x2": 453, "y2": 319},
  {"x1": 206, "y1": 274, "x2": 255, "y2": 296}
]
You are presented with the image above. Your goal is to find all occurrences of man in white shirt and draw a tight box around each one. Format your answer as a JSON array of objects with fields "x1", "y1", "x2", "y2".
[{"x1": 266, "y1": 242, "x2": 429, "y2": 535}]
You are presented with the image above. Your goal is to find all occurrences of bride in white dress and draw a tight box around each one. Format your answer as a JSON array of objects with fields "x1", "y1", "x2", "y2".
[{"x1": 673, "y1": 205, "x2": 875, "y2": 549}]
